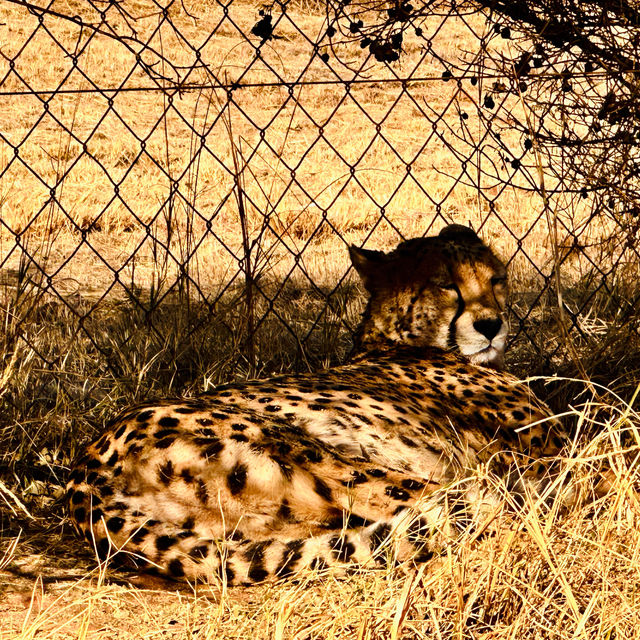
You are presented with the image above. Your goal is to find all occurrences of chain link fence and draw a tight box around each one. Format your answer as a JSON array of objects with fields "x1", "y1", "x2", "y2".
[{"x1": 1, "y1": 0, "x2": 639, "y2": 460}]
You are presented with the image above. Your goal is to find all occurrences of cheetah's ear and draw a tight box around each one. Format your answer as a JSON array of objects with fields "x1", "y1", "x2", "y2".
[{"x1": 349, "y1": 245, "x2": 387, "y2": 292}]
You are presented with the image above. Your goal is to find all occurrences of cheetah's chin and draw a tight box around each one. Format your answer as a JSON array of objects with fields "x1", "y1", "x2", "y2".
[{"x1": 467, "y1": 346, "x2": 504, "y2": 370}]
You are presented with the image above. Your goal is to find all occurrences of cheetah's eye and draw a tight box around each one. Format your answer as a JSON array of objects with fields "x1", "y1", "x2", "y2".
[
  {"x1": 440, "y1": 284, "x2": 458, "y2": 293},
  {"x1": 491, "y1": 276, "x2": 507, "y2": 287}
]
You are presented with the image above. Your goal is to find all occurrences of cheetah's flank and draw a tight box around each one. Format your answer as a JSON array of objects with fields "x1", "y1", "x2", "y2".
[{"x1": 66, "y1": 224, "x2": 567, "y2": 585}]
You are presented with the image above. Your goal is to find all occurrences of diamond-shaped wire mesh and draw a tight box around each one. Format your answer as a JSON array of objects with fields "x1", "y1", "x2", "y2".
[{"x1": 0, "y1": 0, "x2": 639, "y2": 459}]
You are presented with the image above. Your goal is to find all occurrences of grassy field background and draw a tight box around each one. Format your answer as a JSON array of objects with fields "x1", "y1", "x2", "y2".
[{"x1": 1, "y1": 0, "x2": 640, "y2": 637}]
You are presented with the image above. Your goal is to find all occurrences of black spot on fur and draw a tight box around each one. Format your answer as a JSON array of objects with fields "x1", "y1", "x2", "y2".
[
  {"x1": 96, "y1": 439, "x2": 110, "y2": 456},
  {"x1": 158, "y1": 460, "x2": 174, "y2": 485},
  {"x1": 400, "y1": 478, "x2": 425, "y2": 491},
  {"x1": 230, "y1": 434, "x2": 249, "y2": 443},
  {"x1": 347, "y1": 471, "x2": 369, "y2": 486},
  {"x1": 277, "y1": 499, "x2": 293, "y2": 521},
  {"x1": 223, "y1": 565, "x2": 235, "y2": 583},
  {"x1": 325, "y1": 511, "x2": 372, "y2": 529},
  {"x1": 385, "y1": 486, "x2": 410, "y2": 501},
  {"x1": 346, "y1": 513, "x2": 373, "y2": 528},
  {"x1": 137, "y1": 410, "x2": 154, "y2": 422},
  {"x1": 158, "y1": 416, "x2": 180, "y2": 428},
  {"x1": 155, "y1": 437, "x2": 175, "y2": 449},
  {"x1": 415, "y1": 548, "x2": 435, "y2": 562},
  {"x1": 314, "y1": 476, "x2": 333, "y2": 502},
  {"x1": 114, "y1": 425, "x2": 126, "y2": 440},
  {"x1": 272, "y1": 441, "x2": 292, "y2": 456},
  {"x1": 154, "y1": 428, "x2": 179, "y2": 439},
  {"x1": 127, "y1": 444, "x2": 143, "y2": 456},
  {"x1": 245, "y1": 541, "x2": 270, "y2": 582},
  {"x1": 370, "y1": 522, "x2": 392, "y2": 551},
  {"x1": 189, "y1": 544, "x2": 209, "y2": 559},
  {"x1": 227, "y1": 463, "x2": 248, "y2": 495},
  {"x1": 263, "y1": 405, "x2": 282, "y2": 413},
  {"x1": 366, "y1": 468, "x2": 386, "y2": 478},
  {"x1": 91, "y1": 508, "x2": 104, "y2": 522},
  {"x1": 276, "y1": 539, "x2": 305, "y2": 577},
  {"x1": 69, "y1": 469, "x2": 84, "y2": 484},
  {"x1": 231, "y1": 423, "x2": 247, "y2": 431},
  {"x1": 132, "y1": 527, "x2": 149, "y2": 544},
  {"x1": 156, "y1": 535, "x2": 178, "y2": 552},
  {"x1": 201, "y1": 440, "x2": 224, "y2": 459},
  {"x1": 273, "y1": 457, "x2": 294, "y2": 480},
  {"x1": 196, "y1": 479, "x2": 209, "y2": 504},
  {"x1": 197, "y1": 418, "x2": 213, "y2": 426},
  {"x1": 331, "y1": 536, "x2": 355, "y2": 562},
  {"x1": 302, "y1": 448, "x2": 323, "y2": 463},
  {"x1": 399, "y1": 434, "x2": 418, "y2": 448},
  {"x1": 106, "y1": 516, "x2": 125, "y2": 533},
  {"x1": 74, "y1": 507, "x2": 87, "y2": 522},
  {"x1": 71, "y1": 490, "x2": 85, "y2": 505},
  {"x1": 96, "y1": 538, "x2": 110, "y2": 559},
  {"x1": 168, "y1": 558, "x2": 185, "y2": 578},
  {"x1": 86, "y1": 458, "x2": 101, "y2": 470}
]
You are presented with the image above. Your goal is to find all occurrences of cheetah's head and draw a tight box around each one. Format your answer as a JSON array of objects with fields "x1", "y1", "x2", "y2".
[{"x1": 350, "y1": 224, "x2": 508, "y2": 369}]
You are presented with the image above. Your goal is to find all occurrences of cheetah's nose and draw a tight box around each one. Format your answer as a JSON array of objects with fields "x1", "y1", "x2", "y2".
[{"x1": 473, "y1": 318, "x2": 502, "y2": 341}]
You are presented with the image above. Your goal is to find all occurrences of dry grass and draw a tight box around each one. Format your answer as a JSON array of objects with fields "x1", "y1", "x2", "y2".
[
  {"x1": 3, "y1": 397, "x2": 640, "y2": 639},
  {"x1": 0, "y1": 0, "x2": 593, "y2": 288},
  {"x1": 1, "y1": 0, "x2": 640, "y2": 637}
]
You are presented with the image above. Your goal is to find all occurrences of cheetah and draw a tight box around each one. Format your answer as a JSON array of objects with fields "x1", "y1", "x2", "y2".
[{"x1": 66, "y1": 224, "x2": 567, "y2": 585}]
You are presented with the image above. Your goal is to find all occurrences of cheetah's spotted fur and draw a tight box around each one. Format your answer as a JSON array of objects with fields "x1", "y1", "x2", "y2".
[{"x1": 67, "y1": 225, "x2": 567, "y2": 584}]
